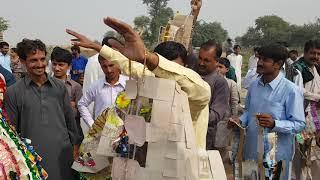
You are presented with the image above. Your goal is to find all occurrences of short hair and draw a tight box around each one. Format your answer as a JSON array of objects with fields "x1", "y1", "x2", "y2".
[
  {"x1": 101, "y1": 36, "x2": 123, "y2": 47},
  {"x1": 200, "y1": 40, "x2": 222, "y2": 58},
  {"x1": 10, "y1": 48, "x2": 17, "y2": 53},
  {"x1": 258, "y1": 44, "x2": 288, "y2": 66},
  {"x1": 154, "y1": 41, "x2": 187, "y2": 64},
  {"x1": 16, "y1": 39, "x2": 47, "y2": 60},
  {"x1": 304, "y1": 39, "x2": 320, "y2": 53},
  {"x1": 233, "y1": 45, "x2": 241, "y2": 50},
  {"x1": 51, "y1": 46, "x2": 72, "y2": 65},
  {"x1": 289, "y1": 50, "x2": 298, "y2": 55},
  {"x1": 71, "y1": 45, "x2": 80, "y2": 53},
  {"x1": 218, "y1": 57, "x2": 231, "y2": 69},
  {"x1": 0, "y1": 41, "x2": 9, "y2": 48}
]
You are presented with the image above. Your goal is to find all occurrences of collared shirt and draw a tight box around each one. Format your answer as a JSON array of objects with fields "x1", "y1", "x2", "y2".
[
  {"x1": 64, "y1": 77, "x2": 83, "y2": 105},
  {"x1": 202, "y1": 71, "x2": 229, "y2": 149},
  {"x1": 78, "y1": 74, "x2": 128, "y2": 127},
  {"x1": 5, "y1": 75, "x2": 82, "y2": 180},
  {"x1": 227, "y1": 53, "x2": 243, "y2": 88},
  {"x1": 225, "y1": 77, "x2": 239, "y2": 116},
  {"x1": 240, "y1": 72, "x2": 305, "y2": 161},
  {"x1": 71, "y1": 55, "x2": 88, "y2": 80},
  {"x1": 0, "y1": 52, "x2": 12, "y2": 72},
  {"x1": 99, "y1": 45, "x2": 211, "y2": 150}
]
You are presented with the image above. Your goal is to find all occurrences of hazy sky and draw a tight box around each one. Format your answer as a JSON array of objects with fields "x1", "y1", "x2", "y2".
[{"x1": 2, "y1": 0, "x2": 320, "y2": 46}]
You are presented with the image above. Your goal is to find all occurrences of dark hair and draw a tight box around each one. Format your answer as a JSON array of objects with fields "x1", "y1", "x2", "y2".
[
  {"x1": 289, "y1": 50, "x2": 298, "y2": 55},
  {"x1": 51, "y1": 46, "x2": 72, "y2": 65},
  {"x1": 102, "y1": 36, "x2": 123, "y2": 47},
  {"x1": 253, "y1": 47, "x2": 260, "y2": 52},
  {"x1": 304, "y1": 39, "x2": 320, "y2": 53},
  {"x1": 0, "y1": 41, "x2": 9, "y2": 48},
  {"x1": 218, "y1": 57, "x2": 231, "y2": 68},
  {"x1": 233, "y1": 44, "x2": 241, "y2": 50},
  {"x1": 258, "y1": 44, "x2": 288, "y2": 66},
  {"x1": 16, "y1": 39, "x2": 47, "y2": 60},
  {"x1": 10, "y1": 48, "x2": 17, "y2": 53},
  {"x1": 71, "y1": 45, "x2": 80, "y2": 53},
  {"x1": 154, "y1": 41, "x2": 187, "y2": 64},
  {"x1": 200, "y1": 39, "x2": 222, "y2": 58}
]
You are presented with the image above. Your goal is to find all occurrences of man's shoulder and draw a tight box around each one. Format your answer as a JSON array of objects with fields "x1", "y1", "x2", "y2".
[
  {"x1": 7, "y1": 78, "x2": 24, "y2": 92},
  {"x1": 282, "y1": 77, "x2": 300, "y2": 92},
  {"x1": 49, "y1": 77, "x2": 68, "y2": 89}
]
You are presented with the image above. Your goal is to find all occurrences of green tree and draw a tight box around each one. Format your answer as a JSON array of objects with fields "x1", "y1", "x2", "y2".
[
  {"x1": 192, "y1": 21, "x2": 228, "y2": 47},
  {"x1": 236, "y1": 27, "x2": 261, "y2": 47},
  {"x1": 0, "y1": 17, "x2": 9, "y2": 32},
  {"x1": 289, "y1": 18, "x2": 320, "y2": 47},
  {"x1": 133, "y1": 15, "x2": 151, "y2": 42},
  {"x1": 142, "y1": 0, "x2": 174, "y2": 46},
  {"x1": 237, "y1": 15, "x2": 291, "y2": 47}
]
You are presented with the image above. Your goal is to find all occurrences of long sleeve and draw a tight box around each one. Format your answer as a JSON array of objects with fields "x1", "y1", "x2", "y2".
[
  {"x1": 230, "y1": 81, "x2": 239, "y2": 116},
  {"x1": 99, "y1": 45, "x2": 211, "y2": 121},
  {"x1": 99, "y1": 45, "x2": 154, "y2": 78},
  {"x1": 99, "y1": 45, "x2": 211, "y2": 150},
  {"x1": 208, "y1": 77, "x2": 229, "y2": 126},
  {"x1": 240, "y1": 87, "x2": 251, "y2": 127},
  {"x1": 63, "y1": 87, "x2": 83, "y2": 145},
  {"x1": 272, "y1": 89, "x2": 306, "y2": 134},
  {"x1": 4, "y1": 88, "x2": 19, "y2": 127},
  {"x1": 78, "y1": 86, "x2": 95, "y2": 127}
]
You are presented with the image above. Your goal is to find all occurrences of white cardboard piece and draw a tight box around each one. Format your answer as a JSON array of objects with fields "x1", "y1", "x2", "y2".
[
  {"x1": 124, "y1": 115, "x2": 146, "y2": 147},
  {"x1": 125, "y1": 80, "x2": 138, "y2": 99}
]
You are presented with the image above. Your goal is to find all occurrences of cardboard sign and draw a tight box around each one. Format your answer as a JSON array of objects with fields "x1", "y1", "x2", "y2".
[
  {"x1": 125, "y1": 80, "x2": 138, "y2": 99},
  {"x1": 125, "y1": 115, "x2": 146, "y2": 147}
]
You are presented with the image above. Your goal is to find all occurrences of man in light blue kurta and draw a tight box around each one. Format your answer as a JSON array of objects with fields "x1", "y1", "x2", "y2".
[
  {"x1": 0, "y1": 41, "x2": 12, "y2": 72},
  {"x1": 239, "y1": 44, "x2": 305, "y2": 179}
]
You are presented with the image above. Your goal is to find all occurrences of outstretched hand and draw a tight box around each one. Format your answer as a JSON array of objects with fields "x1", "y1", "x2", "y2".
[
  {"x1": 66, "y1": 29, "x2": 102, "y2": 52},
  {"x1": 66, "y1": 17, "x2": 146, "y2": 64}
]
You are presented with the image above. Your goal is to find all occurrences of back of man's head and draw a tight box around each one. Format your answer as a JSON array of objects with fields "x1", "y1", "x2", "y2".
[
  {"x1": 200, "y1": 40, "x2": 222, "y2": 58},
  {"x1": 51, "y1": 47, "x2": 72, "y2": 65},
  {"x1": 16, "y1": 39, "x2": 47, "y2": 60},
  {"x1": 154, "y1": 41, "x2": 187, "y2": 64}
]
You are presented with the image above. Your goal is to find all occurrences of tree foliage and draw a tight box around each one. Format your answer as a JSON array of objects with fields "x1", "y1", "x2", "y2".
[
  {"x1": 192, "y1": 21, "x2": 228, "y2": 47},
  {"x1": 237, "y1": 15, "x2": 320, "y2": 47},
  {"x1": 140, "y1": 0, "x2": 174, "y2": 47},
  {"x1": 0, "y1": 17, "x2": 9, "y2": 32}
]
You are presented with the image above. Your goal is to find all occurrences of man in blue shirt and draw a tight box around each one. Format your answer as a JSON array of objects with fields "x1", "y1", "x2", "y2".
[
  {"x1": 230, "y1": 44, "x2": 305, "y2": 179},
  {"x1": 70, "y1": 45, "x2": 88, "y2": 81},
  {"x1": 0, "y1": 41, "x2": 12, "y2": 72}
]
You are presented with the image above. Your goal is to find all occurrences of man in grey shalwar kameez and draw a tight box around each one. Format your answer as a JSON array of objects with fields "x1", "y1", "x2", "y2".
[{"x1": 5, "y1": 39, "x2": 83, "y2": 180}]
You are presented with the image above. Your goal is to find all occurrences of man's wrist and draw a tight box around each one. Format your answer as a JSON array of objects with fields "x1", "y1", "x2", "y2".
[
  {"x1": 92, "y1": 43, "x2": 103, "y2": 52},
  {"x1": 145, "y1": 51, "x2": 159, "y2": 71}
]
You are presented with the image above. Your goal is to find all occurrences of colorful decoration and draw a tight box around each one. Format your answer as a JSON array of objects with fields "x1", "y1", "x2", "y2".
[
  {"x1": 115, "y1": 92, "x2": 131, "y2": 109},
  {"x1": 0, "y1": 109, "x2": 48, "y2": 180}
]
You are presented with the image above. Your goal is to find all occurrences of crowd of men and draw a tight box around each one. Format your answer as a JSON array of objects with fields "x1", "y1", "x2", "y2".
[{"x1": 0, "y1": 16, "x2": 319, "y2": 180}]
